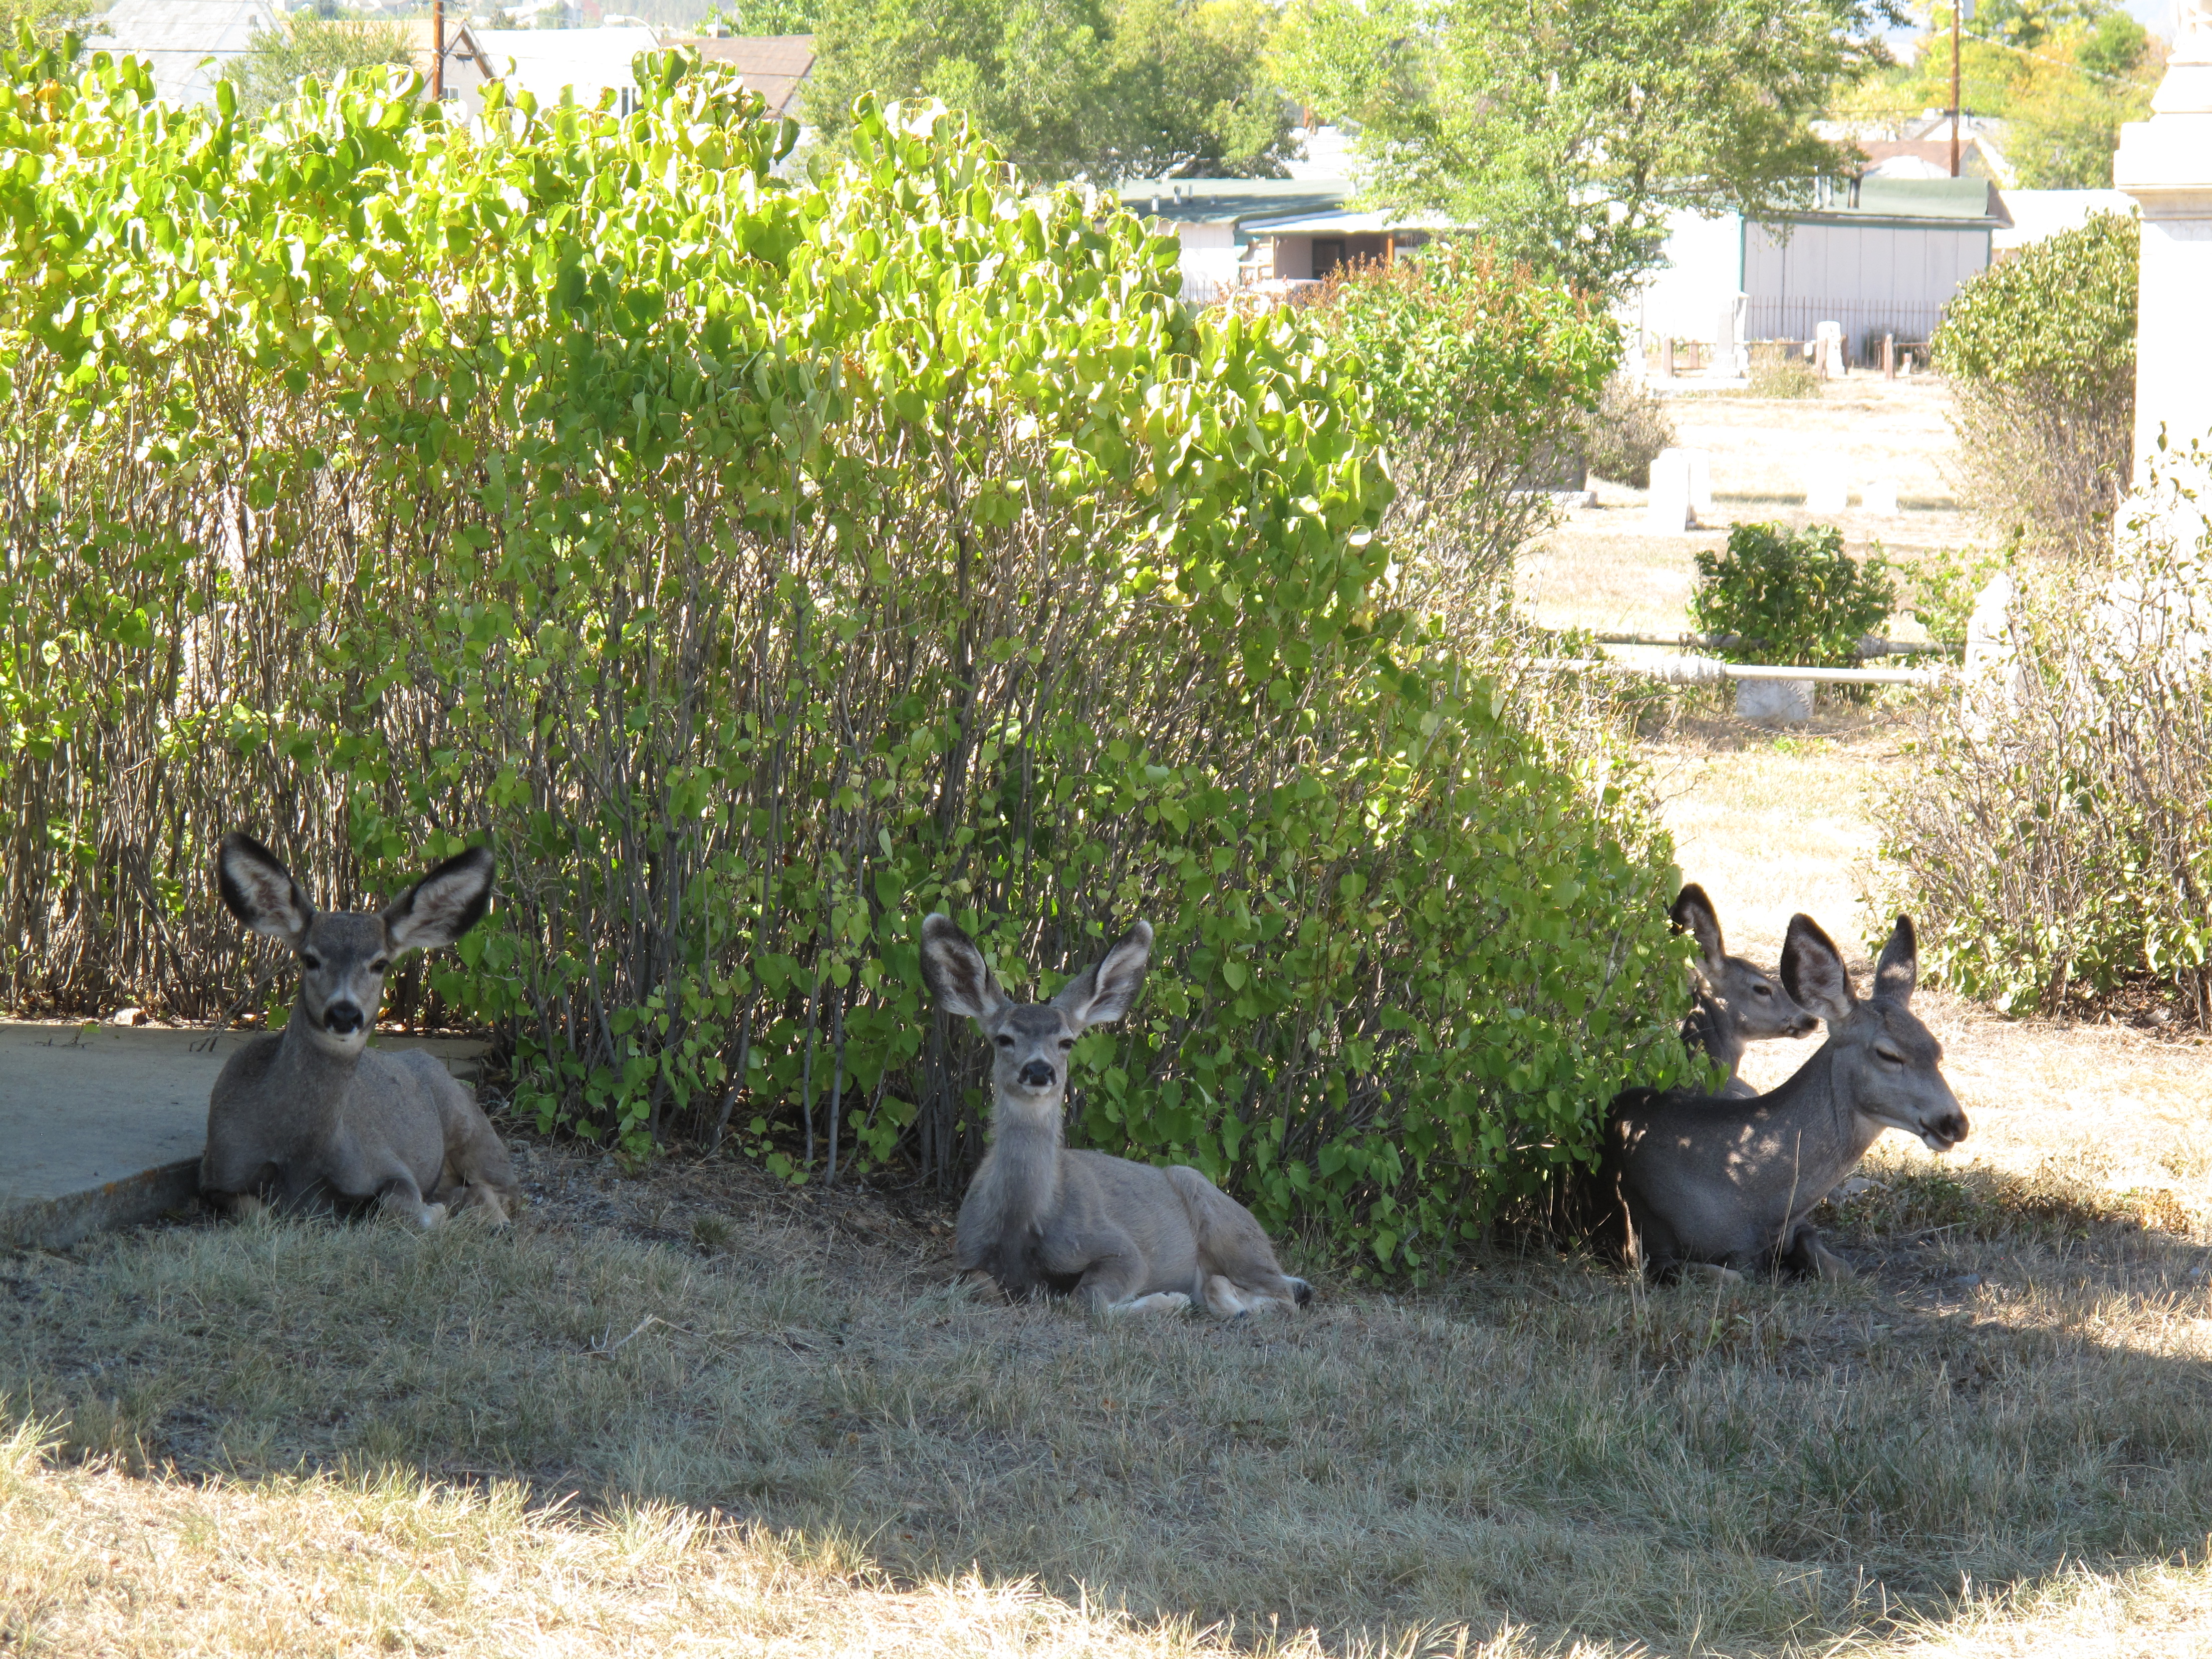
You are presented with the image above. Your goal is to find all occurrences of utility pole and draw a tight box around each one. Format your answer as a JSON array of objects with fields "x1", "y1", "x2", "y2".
[
  {"x1": 1949, "y1": 1, "x2": 1963, "y2": 177},
  {"x1": 432, "y1": 0, "x2": 445, "y2": 102}
]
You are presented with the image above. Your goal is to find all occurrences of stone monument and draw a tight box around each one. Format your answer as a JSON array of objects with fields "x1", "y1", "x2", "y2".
[{"x1": 2114, "y1": 1, "x2": 2212, "y2": 515}]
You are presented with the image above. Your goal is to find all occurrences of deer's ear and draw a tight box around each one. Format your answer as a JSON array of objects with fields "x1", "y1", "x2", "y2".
[
  {"x1": 1670, "y1": 884, "x2": 1726, "y2": 981},
  {"x1": 1053, "y1": 921, "x2": 1153, "y2": 1028},
  {"x1": 383, "y1": 845, "x2": 494, "y2": 952},
  {"x1": 920, "y1": 915, "x2": 1008, "y2": 1021},
  {"x1": 1873, "y1": 915, "x2": 1918, "y2": 1005},
  {"x1": 1781, "y1": 913, "x2": 1855, "y2": 1026},
  {"x1": 218, "y1": 834, "x2": 313, "y2": 946}
]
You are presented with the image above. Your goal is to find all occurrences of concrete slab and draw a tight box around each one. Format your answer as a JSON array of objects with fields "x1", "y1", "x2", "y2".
[{"x1": 0, "y1": 1021, "x2": 489, "y2": 1249}]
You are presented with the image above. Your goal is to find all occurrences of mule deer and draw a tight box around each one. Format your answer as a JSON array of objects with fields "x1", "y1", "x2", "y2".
[
  {"x1": 1672, "y1": 883, "x2": 1818, "y2": 1096},
  {"x1": 201, "y1": 834, "x2": 518, "y2": 1228},
  {"x1": 1597, "y1": 912, "x2": 1966, "y2": 1281},
  {"x1": 920, "y1": 914, "x2": 1312, "y2": 1317}
]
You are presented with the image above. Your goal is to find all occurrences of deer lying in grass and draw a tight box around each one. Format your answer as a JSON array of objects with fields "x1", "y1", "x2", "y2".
[
  {"x1": 920, "y1": 914, "x2": 1312, "y2": 1317},
  {"x1": 1672, "y1": 883, "x2": 1818, "y2": 1096},
  {"x1": 201, "y1": 834, "x2": 518, "y2": 1228},
  {"x1": 1598, "y1": 912, "x2": 1966, "y2": 1282}
]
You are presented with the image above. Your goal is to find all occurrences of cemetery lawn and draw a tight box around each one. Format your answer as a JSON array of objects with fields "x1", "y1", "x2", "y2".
[{"x1": 5, "y1": 711, "x2": 2212, "y2": 1656}]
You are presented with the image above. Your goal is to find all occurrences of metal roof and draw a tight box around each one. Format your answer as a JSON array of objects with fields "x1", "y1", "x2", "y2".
[
  {"x1": 1786, "y1": 177, "x2": 2014, "y2": 229},
  {"x1": 1115, "y1": 178, "x2": 1353, "y2": 227}
]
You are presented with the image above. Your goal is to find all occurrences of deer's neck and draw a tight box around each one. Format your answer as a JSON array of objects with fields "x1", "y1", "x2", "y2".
[
  {"x1": 271, "y1": 995, "x2": 364, "y2": 1120},
  {"x1": 982, "y1": 1095, "x2": 1065, "y2": 1228},
  {"x1": 1683, "y1": 991, "x2": 1744, "y2": 1079},
  {"x1": 1752, "y1": 1040, "x2": 1884, "y2": 1205}
]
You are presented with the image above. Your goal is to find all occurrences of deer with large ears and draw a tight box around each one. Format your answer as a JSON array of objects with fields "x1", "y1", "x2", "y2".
[
  {"x1": 1671, "y1": 883, "x2": 1819, "y2": 1097},
  {"x1": 1598, "y1": 912, "x2": 1967, "y2": 1282},
  {"x1": 201, "y1": 833, "x2": 518, "y2": 1228},
  {"x1": 920, "y1": 913, "x2": 1312, "y2": 1317}
]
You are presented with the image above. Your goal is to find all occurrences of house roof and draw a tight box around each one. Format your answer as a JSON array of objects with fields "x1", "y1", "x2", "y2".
[
  {"x1": 675, "y1": 34, "x2": 814, "y2": 118},
  {"x1": 1787, "y1": 176, "x2": 2013, "y2": 229},
  {"x1": 473, "y1": 26, "x2": 664, "y2": 104},
  {"x1": 1117, "y1": 178, "x2": 1353, "y2": 229},
  {"x1": 97, "y1": 0, "x2": 280, "y2": 106},
  {"x1": 1237, "y1": 207, "x2": 1464, "y2": 235}
]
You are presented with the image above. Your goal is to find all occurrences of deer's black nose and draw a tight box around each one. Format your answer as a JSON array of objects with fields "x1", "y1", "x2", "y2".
[
  {"x1": 1018, "y1": 1059, "x2": 1056, "y2": 1089},
  {"x1": 322, "y1": 1002, "x2": 365, "y2": 1036}
]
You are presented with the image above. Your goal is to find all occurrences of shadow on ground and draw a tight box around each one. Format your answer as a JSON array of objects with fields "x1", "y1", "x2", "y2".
[{"x1": 6, "y1": 1143, "x2": 2212, "y2": 1656}]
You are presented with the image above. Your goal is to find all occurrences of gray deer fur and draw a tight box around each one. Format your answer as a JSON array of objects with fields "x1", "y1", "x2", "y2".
[
  {"x1": 1599, "y1": 912, "x2": 1967, "y2": 1282},
  {"x1": 201, "y1": 833, "x2": 519, "y2": 1228},
  {"x1": 1672, "y1": 883, "x2": 1818, "y2": 1096},
  {"x1": 920, "y1": 914, "x2": 1312, "y2": 1317}
]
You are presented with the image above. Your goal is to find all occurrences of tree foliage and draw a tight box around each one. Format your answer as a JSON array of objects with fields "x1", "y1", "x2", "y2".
[
  {"x1": 806, "y1": 0, "x2": 1294, "y2": 181},
  {"x1": 1851, "y1": 1, "x2": 2162, "y2": 190},
  {"x1": 0, "y1": 39, "x2": 1695, "y2": 1272},
  {"x1": 1271, "y1": 0, "x2": 1897, "y2": 297},
  {"x1": 219, "y1": 16, "x2": 418, "y2": 119}
]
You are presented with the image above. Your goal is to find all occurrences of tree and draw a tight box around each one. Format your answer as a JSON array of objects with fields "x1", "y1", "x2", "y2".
[
  {"x1": 219, "y1": 17, "x2": 418, "y2": 118},
  {"x1": 806, "y1": 0, "x2": 1294, "y2": 182},
  {"x1": 1271, "y1": 0, "x2": 1897, "y2": 298},
  {"x1": 1864, "y1": 2, "x2": 2162, "y2": 189},
  {"x1": 0, "y1": 0, "x2": 101, "y2": 54},
  {"x1": 700, "y1": 1, "x2": 820, "y2": 30}
]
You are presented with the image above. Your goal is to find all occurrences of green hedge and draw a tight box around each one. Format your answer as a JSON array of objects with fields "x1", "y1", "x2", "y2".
[{"x1": 0, "y1": 36, "x2": 1696, "y2": 1272}]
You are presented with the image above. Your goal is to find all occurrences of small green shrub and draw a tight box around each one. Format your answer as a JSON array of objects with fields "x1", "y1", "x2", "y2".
[
  {"x1": 1577, "y1": 371, "x2": 1676, "y2": 486},
  {"x1": 1689, "y1": 523, "x2": 1896, "y2": 668},
  {"x1": 1934, "y1": 211, "x2": 2137, "y2": 562},
  {"x1": 1901, "y1": 545, "x2": 2006, "y2": 645},
  {"x1": 1746, "y1": 355, "x2": 1822, "y2": 399}
]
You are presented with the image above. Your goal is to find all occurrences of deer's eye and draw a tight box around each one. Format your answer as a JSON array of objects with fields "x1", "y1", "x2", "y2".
[
  {"x1": 995, "y1": 1035, "x2": 1014, "y2": 1049},
  {"x1": 1058, "y1": 1037, "x2": 1075, "y2": 1051},
  {"x1": 369, "y1": 958, "x2": 390, "y2": 975},
  {"x1": 1751, "y1": 982, "x2": 1771, "y2": 997},
  {"x1": 301, "y1": 953, "x2": 322, "y2": 971},
  {"x1": 1876, "y1": 1046, "x2": 1904, "y2": 1065}
]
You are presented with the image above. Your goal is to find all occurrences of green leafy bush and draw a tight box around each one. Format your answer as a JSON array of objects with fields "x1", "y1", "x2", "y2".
[
  {"x1": 1933, "y1": 211, "x2": 2137, "y2": 561},
  {"x1": 1876, "y1": 494, "x2": 2212, "y2": 1026},
  {"x1": 1689, "y1": 523, "x2": 1896, "y2": 668},
  {"x1": 1577, "y1": 371, "x2": 1676, "y2": 487},
  {"x1": 0, "y1": 37, "x2": 1697, "y2": 1271}
]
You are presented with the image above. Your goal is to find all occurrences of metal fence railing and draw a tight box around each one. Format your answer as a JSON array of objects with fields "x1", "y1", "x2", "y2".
[{"x1": 1744, "y1": 297, "x2": 1946, "y2": 360}]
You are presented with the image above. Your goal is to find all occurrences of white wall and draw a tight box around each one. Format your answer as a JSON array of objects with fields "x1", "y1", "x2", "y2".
[{"x1": 1743, "y1": 220, "x2": 1989, "y2": 342}]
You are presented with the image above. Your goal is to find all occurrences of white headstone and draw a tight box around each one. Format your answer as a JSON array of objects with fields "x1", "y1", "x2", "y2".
[
  {"x1": 1713, "y1": 293, "x2": 1750, "y2": 378},
  {"x1": 1861, "y1": 479, "x2": 1900, "y2": 516},
  {"x1": 1962, "y1": 569, "x2": 2025, "y2": 736},
  {"x1": 1646, "y1": 448, "x2": 1696, "y2": 532},
  {"x1": 1804, "y1": 459, "x2": 1849, "y2": 515},
  {"x1": 1736, "y1": 677, "x2": 1814, "y2": 724},
  {"x1": 1814, "y1": 320, "x2": 1846, "y2": 379}
]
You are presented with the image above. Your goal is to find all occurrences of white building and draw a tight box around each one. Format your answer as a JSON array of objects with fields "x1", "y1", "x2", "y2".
[{"x1": 1632, "y1": 177, "x2": 2014, "y2": 360}]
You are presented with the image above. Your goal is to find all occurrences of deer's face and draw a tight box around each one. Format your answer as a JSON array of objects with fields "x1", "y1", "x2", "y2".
[
  {"x1": 217, "y1": 833, "x2": 494, "y2": 1063},
  {"x1": 1708, "y1": 950, "x2": 1821, "y2": 1042},
  {"x1": 291, "y1": 912, "x2": 395, "y2": 1056},
  {"x1": 979, "y1": 1003, "x2": 1082, "y2": 1117},
  {"x1": 1782, "y1": 911, "x2": 1968, "y2": 1154},
  {"x1": 1835, "y1": 998, "x2": 1969, "y2": 1152},
  {"x1": 919, "y1": 914, "x2": 1153, "y2": 1131}
]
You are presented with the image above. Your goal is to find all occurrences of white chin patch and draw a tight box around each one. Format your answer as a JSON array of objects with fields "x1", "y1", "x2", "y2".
[
  {"x1": 1919, "y1": 1130, "x2": 1950, "y2": 1152},
  {"x1": 308, "y1": 1023, "x2": 369, "y2": 1056}
]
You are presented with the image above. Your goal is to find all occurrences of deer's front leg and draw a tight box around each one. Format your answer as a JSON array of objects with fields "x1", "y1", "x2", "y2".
[{"x1": 1058, "y1": 1228, "x2": 1185, "y2": 1316}]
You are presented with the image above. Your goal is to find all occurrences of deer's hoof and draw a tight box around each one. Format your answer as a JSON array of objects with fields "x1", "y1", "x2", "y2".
[{"x1": 417, "y1": 1203, "x2": 448, "y2": 1230}]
